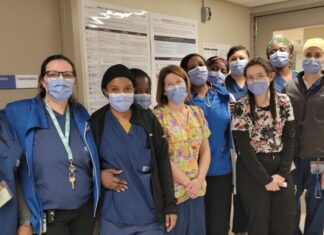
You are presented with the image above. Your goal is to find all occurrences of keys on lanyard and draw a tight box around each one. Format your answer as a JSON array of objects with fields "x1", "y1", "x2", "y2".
[{"x1": 69, "y1": 161, "x2": 76, "y2": 189}]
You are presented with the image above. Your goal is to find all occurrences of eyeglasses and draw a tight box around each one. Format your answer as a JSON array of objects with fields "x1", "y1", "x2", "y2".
[
  {"x1": 246, "y1": 74, "x2": 268, "y2": 81},
  {"x1": 45, "y1": 71, "x2": 75, "y2": 80}
]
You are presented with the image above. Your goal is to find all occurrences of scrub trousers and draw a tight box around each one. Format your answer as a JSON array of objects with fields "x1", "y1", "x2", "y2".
[
  {"x1": 237, "y1": 154, "x2": 296, "y2": 235},
  {"x1": 293, "y1": 158, "x2": 324, "y2": 235},
  {"x1": 100, "y1": 219, "x2": 165, "y2": 235},
  {"x1": 168, "y1": 197, "x2": 206, "y2": 235}
]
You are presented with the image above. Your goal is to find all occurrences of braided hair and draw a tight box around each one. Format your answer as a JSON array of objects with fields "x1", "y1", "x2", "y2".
[{"x1": 244, "y1": 57, "x2": 277, "y2": 124}]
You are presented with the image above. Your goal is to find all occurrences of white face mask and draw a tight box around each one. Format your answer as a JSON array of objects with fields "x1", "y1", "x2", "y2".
[
  {"x1": 134, "y1": 94, "x2": 151, "y2": 109},
  {"x1": 108, "y1": 93, "x2": 134, "y2": 112}
]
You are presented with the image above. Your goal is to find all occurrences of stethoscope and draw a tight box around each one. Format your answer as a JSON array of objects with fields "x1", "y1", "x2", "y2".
[{"x1": 205, "y1": 87, "x2": 218, "y2": 108}]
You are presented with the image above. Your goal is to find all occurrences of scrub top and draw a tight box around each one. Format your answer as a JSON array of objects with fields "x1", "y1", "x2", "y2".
[
  {"x1": 225, "y1": 75, "x2": 248, "y2": 101},
  {"x1": 100, "y1": 109, "x2": 155, "y2": 225},
  {"x1": 189, "y1": 85, "x2": 232, "y2": 176},
  {"x1": 274, "y1": 71, "x2": 298, "y2": 92},
  {"x1": 33, "y1": 108, "x2": 92, "y2": 210},
  {"x1": 153, "y1": 105, "x2": 210, "y2": 204}
]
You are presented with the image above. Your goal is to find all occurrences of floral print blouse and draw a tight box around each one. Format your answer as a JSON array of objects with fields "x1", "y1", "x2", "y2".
[
  {"x1": 231, "y1": 93, "x2": 294, "y2": 153},
  {"x1": 153, "y1": 105, "x2": 211, "y2": 204}
]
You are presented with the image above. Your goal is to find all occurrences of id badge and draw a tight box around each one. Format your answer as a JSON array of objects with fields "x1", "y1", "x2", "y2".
[
  {"x1": 0, "y1": 180, "x2": 13, "y2": 208},
  {"x1": 42, "y1": 213, "x2": 47, "y2": 233},
  {"x1": 310, "y1": 161, "x2": 324, "y2": 174}
]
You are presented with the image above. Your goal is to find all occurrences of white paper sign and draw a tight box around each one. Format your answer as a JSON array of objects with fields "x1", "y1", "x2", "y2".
[
  {"x1": 82, "y1": 0, "x2": 150, "y2": 113},
  {"x1": 15, "y1": 75, "x2": 38, "y2": 88}
]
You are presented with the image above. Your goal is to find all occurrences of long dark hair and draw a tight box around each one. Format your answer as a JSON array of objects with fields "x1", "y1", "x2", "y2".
[
  {"x1": 38, "y1": 54, "x2": 77, "y2": 97},
  {"x1": 244, "y1": 57, "x2": 276, "y2": 124},
  {"x1": 180, "y1": 53, "x2": 207, "y2": 72},
  {"x1": 227, "y1": 45, "x2": 250, "y2": 61}
]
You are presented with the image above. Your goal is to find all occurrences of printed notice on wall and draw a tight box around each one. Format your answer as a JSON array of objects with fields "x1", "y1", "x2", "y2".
[
  {"x1": 203, "y1": 43, "x2": 231, "y2": 60},
  {"x1": 82, "y1": 0, "x2": 150, "y2": 113},
  {"x1": 0, "y1": 75, "x2": 38, "y2": 89},
  {"x1": 150, "y1": 13, "x2": 198, "y2": 106}
]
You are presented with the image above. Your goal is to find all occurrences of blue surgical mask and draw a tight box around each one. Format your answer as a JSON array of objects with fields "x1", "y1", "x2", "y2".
[
  {"x1": 134, "y1": 94, "x2": 151, "y2": 109},
  {"x1": 302, "y1": 58, "x2": 323, "y2": 74},
  {"x1": 187, "y1": 66, "x2": 208, "y2": 86},
  {"x1": 108, "y1": 93, "x2": 134, "y2": 112},
  {"x1": 208, "y1": 71, "x2": 226, "y2": 85},
  {"x1": 229, "y1": 60, "x2": 248, "y2": 76},
  {"x1": 165, "y1": 85, "x2": 187, "y2": 104},
  {"x1": 247, "y1": 79, "x2": 269, "y2": 96},
  {"x1": 270, "y1": 51, "x2": 289, "y2": 68},
  {"x1": 46, "y1": 78, "x2": 74, "y2": 101}
]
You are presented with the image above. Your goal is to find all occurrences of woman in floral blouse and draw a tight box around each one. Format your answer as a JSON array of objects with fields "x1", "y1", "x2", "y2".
[
  {"x1": 231, "y1": 57, "x2": 295, "y2": 235},
  {"x1": 153, "y1": 65, "x2": 211, "y2": 235}
]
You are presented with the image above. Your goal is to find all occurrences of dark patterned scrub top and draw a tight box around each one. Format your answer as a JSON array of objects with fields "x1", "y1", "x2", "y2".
[{"x1": 231, "y1": 93, "x2": 294, "y2": 153}]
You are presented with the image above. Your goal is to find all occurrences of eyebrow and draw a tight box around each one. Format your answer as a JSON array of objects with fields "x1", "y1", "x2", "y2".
[{"x1": 247, "y1": 72, "x2": 265, "y2": 78}]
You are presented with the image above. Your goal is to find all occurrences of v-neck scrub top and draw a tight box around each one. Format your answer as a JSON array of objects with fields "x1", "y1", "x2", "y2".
[
  {"x1": 33, "y1": 109, "x2": 92, "y2": 210},
  {"x1": 274, "y1": 71, "x2": 298, "y2": 93},
  {"x1": 225, "y1": 75, "x2": 248, "y2": 101},
  {"x1": 100, "y1": 109, "x2": 155, "y2": 225},
  {"x1": 153, "y1": 105, "x2": 211, "y2": 204}
]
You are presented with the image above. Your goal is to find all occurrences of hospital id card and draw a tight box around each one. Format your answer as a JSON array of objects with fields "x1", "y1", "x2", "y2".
[
  {"x1": 0, "y1": 180, "x2": 13, "y2": 207},
  {"x1": 310, "y1": 161, "x2": 324, "y2": 174}
]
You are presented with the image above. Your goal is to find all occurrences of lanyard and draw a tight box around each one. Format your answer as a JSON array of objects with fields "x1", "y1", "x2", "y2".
[{"x1": 45, "y1": 102, "x2": 73, "y2": 162}]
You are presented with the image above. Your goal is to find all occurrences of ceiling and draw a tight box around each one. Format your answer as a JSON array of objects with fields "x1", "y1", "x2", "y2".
[{"x1": 224, "y1": 0, "x2": 291, "y2": 7}]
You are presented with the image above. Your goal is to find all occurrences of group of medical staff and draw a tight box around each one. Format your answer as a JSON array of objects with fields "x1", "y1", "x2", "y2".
[{"x1": 0, "y1": 36, "x2": 323, "y2": 235}]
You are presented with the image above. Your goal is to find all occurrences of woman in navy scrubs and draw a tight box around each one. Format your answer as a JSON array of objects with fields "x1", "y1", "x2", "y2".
[
  {"x1": 0, "y1": 112, "x2": 22, "y2": 235},
  {"x1": 224, "y1": 45, "x2": 250, "y2": 235},
  {"x1": 225, "y1": 45, "x2": 250, "y2": 101},
  {"x1": 5, "y1": 55, "x2": 101, "y2": 235},
  {"x1": 91, "y1": 64, "x2": 177, "y2": 235}
]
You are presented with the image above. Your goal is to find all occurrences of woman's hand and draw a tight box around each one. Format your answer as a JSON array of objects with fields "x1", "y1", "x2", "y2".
[
  {"x1": 271, "y1": 174, "x2": 285, "y2": 187},
  {"x1": 165, "y1": 214, "x2": 177, "y2": 232},
  {"x1": 101, "y1": 169, "x2": 128, "y2": 192},
  {"x1": 186, "y1": 178, "x2": 204, "y2": 199},
  {"x1": 265, "y1": 180, "x2": 280, "y2": 191},
  {"x1": 321, "y1": 173, "x2": 324, "y2": 190},
  {"x1": 17, "y1": 225, "x2": 33, "y2": 235}
]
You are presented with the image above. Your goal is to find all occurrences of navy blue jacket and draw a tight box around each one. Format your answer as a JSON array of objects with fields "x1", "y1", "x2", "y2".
[
  {"x1": 5, "y1": 96, "x2": 101, "y2": 234},
  {"x1": 0, "y1": 111, "x2": 22, "y2": 235}
]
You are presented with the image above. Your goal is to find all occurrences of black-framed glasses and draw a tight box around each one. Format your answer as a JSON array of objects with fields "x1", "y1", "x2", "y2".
[{"x1": 45, "y1": 71, "x2": 75, "y2": 80}]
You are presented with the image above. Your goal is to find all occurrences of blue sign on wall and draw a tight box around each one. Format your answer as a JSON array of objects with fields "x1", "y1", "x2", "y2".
[{"x1": 0, "y1": 75, "x2": 16, "y2": 89}]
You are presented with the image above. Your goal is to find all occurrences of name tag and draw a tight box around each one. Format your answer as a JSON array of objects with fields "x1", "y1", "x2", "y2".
[
  {"x1": 0, "y1": 181, "x2": 13, "y2": 208},
  {"x1": 310, "y1": 161, "x2": 324, "y2": 174},
  {"x1": 42, "y1": 213, "x2": 47, "y2": 233}
]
